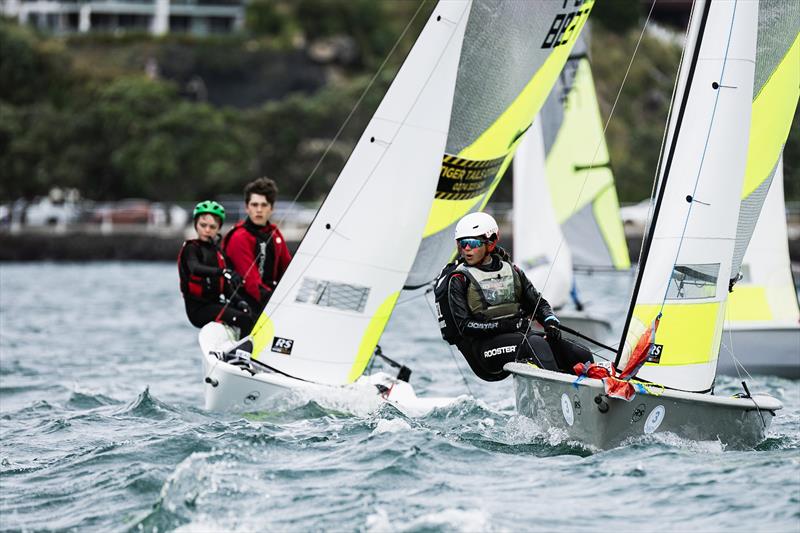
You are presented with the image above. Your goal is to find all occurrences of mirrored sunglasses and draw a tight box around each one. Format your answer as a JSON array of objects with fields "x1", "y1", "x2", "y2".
[{"x1": 457, "y1": 238, "x2": 486, "y2": 249}]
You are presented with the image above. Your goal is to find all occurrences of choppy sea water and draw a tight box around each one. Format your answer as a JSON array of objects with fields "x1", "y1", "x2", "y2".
[{"x1": 1, "y1": 262, "x2": 798, "y2": 532}]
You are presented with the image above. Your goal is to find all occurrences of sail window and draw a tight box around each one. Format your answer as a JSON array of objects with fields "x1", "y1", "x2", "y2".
[
  {"x1": 666, "y1": 263, "x2": 720, "y2": 300},
  {"x1": 295, "y1": 278, "x2": 370, "y2": 313}
]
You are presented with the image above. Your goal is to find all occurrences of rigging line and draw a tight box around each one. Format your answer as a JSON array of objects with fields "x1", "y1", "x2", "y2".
[
  {"x1": 658, "y1": 0, "x2": 739, "y2": 314},
  {"x1": 396, "y1": 287, "x2": 435, "y2": 307},
  {"x1": 250, "y1": 4, "x2": 470, "y2": 339},
  {"x1": 424, "y1": 289, "x2": 474, "y2": 397},
  {"x1": 522, "y1": 0, "x2": 658, "y2": 338},
  {"x1": 214, "y1": 252, "x2": 261, "y2": 322},
  {"x1": 636, "y1": 1, "x2": 684, "y2": 270},
  {"x1": 721, "y1": 302, "x2": 755, "y2": 383},
  {"x1": 271, "y1": 0, "x2": 430, "y2": 234}
]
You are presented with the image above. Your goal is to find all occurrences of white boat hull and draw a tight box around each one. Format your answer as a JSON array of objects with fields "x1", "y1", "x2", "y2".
[
  {"x1": 717, "y1": 327, "x2": 800, "y2": 379},
  {"x1": 199, "y1": 323, "x2": 456, "y2": 416},
  {"x1": 506, "y1": 362, "x2": 782, "y2": 450}
]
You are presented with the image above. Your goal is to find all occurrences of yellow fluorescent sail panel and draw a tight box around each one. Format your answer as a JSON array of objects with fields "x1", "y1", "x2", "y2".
[
  {"x1": 348, "y1": 291, "x2": 399, "y2": 382},
  {"x1": 728, "y1": 284, "x2": 800, "y2": 323},
  {"x1": 742, "y1": 35, "x2": 800, "y2": 198},
  {"x1": 422, "y1": 1, "x2": 594, "y2": 238},
  {"x1": 630, "y1": 302, "x2": 722, "y2": 366},
  {"x1": 546, "y1": 61, "x2": 613, "y2": 223},
  {"x1": 593, "y1": 185, "x2": 632, "y2": 269},
  {"x1": 251, "y1": 314, "x2": 275, "y2": 361}
]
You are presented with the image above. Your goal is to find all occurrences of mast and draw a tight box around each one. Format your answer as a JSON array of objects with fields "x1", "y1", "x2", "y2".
[{"x1": 614, "y1": 0, "x2": 712, "y2": 368}]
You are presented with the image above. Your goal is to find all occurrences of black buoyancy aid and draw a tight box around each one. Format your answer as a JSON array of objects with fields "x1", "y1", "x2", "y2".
[
  {"x1": 177, "y1": 240, "x2": 226, "y2": 300},
  {"x1": 434, "y1": 261, "x2": 461, "y2": 345},
  {"x1": 456, "y1": 261, "x2": 522, "y2": 319}
]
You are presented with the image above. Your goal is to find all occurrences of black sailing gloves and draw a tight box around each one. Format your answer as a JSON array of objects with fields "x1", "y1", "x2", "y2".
[
  {"x1": 543, "y1": 315, "x2": 561, "y2": 342},
  {"x1": 222, "y1": 269, "x2": 243, "y2": 288}
]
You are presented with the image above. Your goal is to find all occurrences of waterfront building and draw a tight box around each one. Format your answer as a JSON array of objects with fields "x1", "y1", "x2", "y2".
[{"x1": 1, "y1": 0, "x2": 244, "y2": 36}]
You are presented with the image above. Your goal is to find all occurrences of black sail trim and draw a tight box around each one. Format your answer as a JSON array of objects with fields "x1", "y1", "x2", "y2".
[{"x1": 614, "y1": 0, "x2": 713, "y2": 368}]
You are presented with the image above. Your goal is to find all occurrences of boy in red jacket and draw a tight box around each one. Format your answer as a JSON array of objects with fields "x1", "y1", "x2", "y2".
[{"x1": 222, "y1": 177, "x2": 292, "y2": 313}]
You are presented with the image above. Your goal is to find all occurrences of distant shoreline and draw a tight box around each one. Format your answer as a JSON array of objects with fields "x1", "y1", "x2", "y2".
[{"x1": 3, "y1": 229, "x2": 798, "y2": 264}]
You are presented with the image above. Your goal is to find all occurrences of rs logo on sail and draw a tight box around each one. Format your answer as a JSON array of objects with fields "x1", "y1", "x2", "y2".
[
  {"x1": 541, "y1": 0, "x2": 592, "y2": 49},
  {"x1": 271, "y1": 337, "x2": 294, "y2": 355}
]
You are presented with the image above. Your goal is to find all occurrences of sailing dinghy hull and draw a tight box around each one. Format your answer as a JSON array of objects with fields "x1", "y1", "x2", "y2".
[
  {"x1": 717, "y1": 327, "x2": 800, "y2": 379},
  {"x1": 200, "y1": 323, "x2": 455, "y2": 416},
  {"x1": 506, "y1": 362, "x2": 782, "y2": 450}
]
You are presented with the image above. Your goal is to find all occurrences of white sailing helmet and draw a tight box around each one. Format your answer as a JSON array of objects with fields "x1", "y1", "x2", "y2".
[{"x1": 454, "y1": 212, "x2": 499, "y2": 242}]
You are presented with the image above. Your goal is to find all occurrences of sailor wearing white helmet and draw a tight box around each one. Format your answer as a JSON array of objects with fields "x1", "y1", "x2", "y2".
[{"x1": 434, "y1": 212, "x2": 591, "y2": 381}]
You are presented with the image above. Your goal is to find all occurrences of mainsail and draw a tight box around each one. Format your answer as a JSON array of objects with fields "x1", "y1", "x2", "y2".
[
  {"x1": 539, "y1": 37, "x2": 630, "y2": 271},
  {"x1": 404, "y1": 0, "x2": 594, "y2": 288},
  {"x1": 727, "y1": 160, "x2": 800, "y2": 331},
  {"x1": 616, "y1": 0, "x2": 759, "y2": 393},
  {"x1": 513, "y1": 34, "x2": 629, "y2": 307},
  {"x1": 247, "y1": 0, "x2": 594, "y2": 385},
  {"x1": 729, "y1": 0, "x2": 799, "y2": 280},
  {"x1": 512, "y1": 119, "x2": 574, "y2": 309}
]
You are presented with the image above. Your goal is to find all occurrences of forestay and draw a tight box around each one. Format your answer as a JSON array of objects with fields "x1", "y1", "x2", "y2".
[
  {"x1": 616, "y1": 0, "x2": 758, "y2": 393},
  {"x1": 404, "y1": 0, "x2": 595, "y2": 288},
  {"x1": 247, "y1": 1, "x2": 472, "y2": 385},
  {"x1": 730, "y1": 1, "x2": 799, "y2": 279},
  {"x1": 512, "y1": 119, "x2": 573, "y2": 309},
  {"x1": 727, "y1": 162, "x2": 800, "y2": 331}
]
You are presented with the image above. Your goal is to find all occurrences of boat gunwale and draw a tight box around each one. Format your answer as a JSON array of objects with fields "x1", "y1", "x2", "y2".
[{"x1": 505, "y1": 362, "x2": 783, "y2": 411}]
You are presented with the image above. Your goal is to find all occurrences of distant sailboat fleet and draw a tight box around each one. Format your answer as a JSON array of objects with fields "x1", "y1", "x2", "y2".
[{"x1": 198, "y1": 0, "x2": 798, "y2": 448}]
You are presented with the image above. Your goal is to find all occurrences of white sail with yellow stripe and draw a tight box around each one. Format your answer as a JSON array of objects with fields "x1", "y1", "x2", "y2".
[
  {"x1": 727, "y1": 161, "x2": 800, "y2": 332},
  {"x1": 404, "y1": 0, "x2": 595, "y2": 288},
  {"x1": 246, "y1": 1, "x2": 595, "y2": 386},
  {"x1": 541, "y1": 46, "x2": 630, "y2": 271},
  {"x1": 730, "y1": 0, "x2": 799, "y2": 278},
  {"x1": 247, "y1": 1, "x2": 471, "y2": 385},
  {"x1": 616, "y1": 0, "x2": 759, "y2": 393}
]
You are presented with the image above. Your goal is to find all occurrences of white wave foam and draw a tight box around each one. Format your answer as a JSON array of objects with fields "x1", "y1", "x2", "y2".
[
  {"x1": 371, "y1": 418, "x2": 412, "y2": 435},
  {"x1": 621, "y1": 431, "x2": 725, "y2": 453},
  {"x1": 366, "y1": 507, "x2": 495, "y2": 533},
  {"x1": 365, "y1": 507, "x2": 393, "y2": 532},
  {"x1": 405, "y1": 508, "x2": 492, "y2": 532}
]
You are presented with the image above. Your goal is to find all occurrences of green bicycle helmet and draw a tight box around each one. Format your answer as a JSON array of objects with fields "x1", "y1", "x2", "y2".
[{"x1": 193, "y1": 200, "x2": 226, "y2": 223}]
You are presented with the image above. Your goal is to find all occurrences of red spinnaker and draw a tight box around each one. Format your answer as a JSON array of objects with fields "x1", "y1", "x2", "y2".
[{"x1": 619, "y1": 312, "x2": 661, "y2": 380}]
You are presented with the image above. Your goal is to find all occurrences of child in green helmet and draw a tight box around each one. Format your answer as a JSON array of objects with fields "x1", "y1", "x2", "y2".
[{"x1": 177, "y1": 200, "x2": 254, "y2": 336}]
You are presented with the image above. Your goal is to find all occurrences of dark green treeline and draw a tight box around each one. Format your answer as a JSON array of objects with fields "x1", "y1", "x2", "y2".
[{"x1": 1, "y1": 1, "x2": 798, "y2": 203}]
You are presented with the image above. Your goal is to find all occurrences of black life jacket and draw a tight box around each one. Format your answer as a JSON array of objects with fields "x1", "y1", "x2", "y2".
[
  {"x1": 433, "y1": 260, "x2": 462, "y2": 345},
  {"x1": 177, "y1": 239, "x2": 226, "y2": 301}
]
